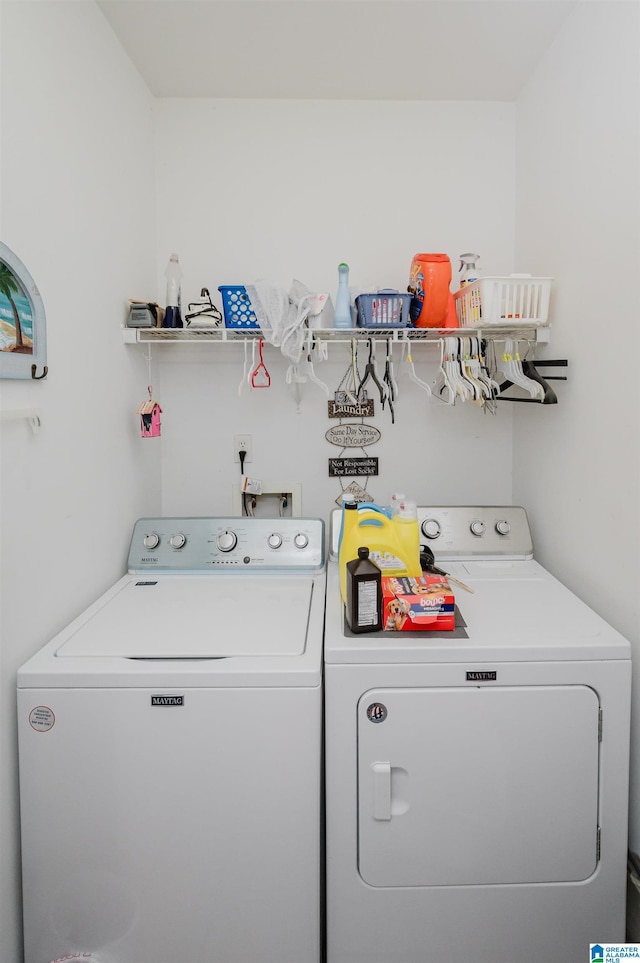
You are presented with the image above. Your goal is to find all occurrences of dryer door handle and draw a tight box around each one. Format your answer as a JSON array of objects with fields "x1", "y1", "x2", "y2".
[{"x1": 372, "y1": 762, "x2": 391, "y2": 820}]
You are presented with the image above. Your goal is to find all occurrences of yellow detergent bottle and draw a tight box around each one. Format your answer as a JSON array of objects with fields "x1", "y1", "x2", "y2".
[
  {"x1": 395, "y1": 498, "x2": 421, "y2": 576},
  {"x1": 339, "y1": 500, "x2": 422, "y2": 604}
]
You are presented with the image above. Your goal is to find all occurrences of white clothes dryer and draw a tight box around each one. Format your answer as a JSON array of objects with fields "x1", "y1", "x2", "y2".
[
  {"x1": 18, "y1": 516, "x2": 326, "y2": 963},
  {"x1": 324, "y1": 506, "x2": 631, "y2": 963}
]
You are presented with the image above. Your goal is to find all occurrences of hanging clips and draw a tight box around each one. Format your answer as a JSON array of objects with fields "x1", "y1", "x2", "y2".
[
  {"x1": 383, "y1": 340, "x2": 398, "y2": 423},
  {"x1": 357, "y1": 339, "x2": 387, "y2": 404},
  {"x1": 350, "y1": 339, "x2": 360, "y2": 403}
]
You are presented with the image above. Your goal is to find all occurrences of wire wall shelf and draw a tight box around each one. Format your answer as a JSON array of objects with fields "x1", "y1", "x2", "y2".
[{"x1": 123, "y1": 324, "x2": 548, "y2": 345}]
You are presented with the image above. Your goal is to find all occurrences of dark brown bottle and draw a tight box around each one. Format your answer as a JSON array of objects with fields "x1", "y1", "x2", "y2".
[{"x1": 346, "y1": 547, "x2": 382, "y2": 633}]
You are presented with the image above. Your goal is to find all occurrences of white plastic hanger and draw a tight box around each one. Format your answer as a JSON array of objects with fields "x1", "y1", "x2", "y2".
[
  {"x1": 285, "y1": 362, "x2": 307, "y2": 411},
  {"x1": 247, "y1": 338, "x2": 257, "y2": 388},
  {"x1": 500, "y1": 339, "x2": 543, "y2": 399},
  {"x1": 444, "y1": 338, "x2": 472, "y2": 402},
  {"x1": 466, "y1": 336, "x2": 499, "y2": 411},
  {"x1": 402, "y1": 334, "x2": 432, "y2": 396},
  {"x1": 238, "y1": 339, "x2": 249, "y2": 398},
  {"x1": 338, "y1": 340, "x2": 360, "y2": 405},
  {"x1": 473, "y1": 337, "x2": 500, "y2": 401},
  {"x1": 303, "y1": 330, "x2": 330, "y2": 396},
  {"x1": 432, "y1": 339, "x2": 455, "y2": 405},
  {"x1": 459, "y1": 336, "x2": 486, "y2": 405}
]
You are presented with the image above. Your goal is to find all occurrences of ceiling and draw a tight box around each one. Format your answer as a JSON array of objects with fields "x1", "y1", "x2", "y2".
[{"x1": 97, "y1": 0, "x2": 576, "y2": 101}]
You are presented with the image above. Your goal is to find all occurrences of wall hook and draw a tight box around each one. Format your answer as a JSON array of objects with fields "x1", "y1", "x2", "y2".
[{"x1": 31, "y1": 364, "x2": 48, "y2": 380}]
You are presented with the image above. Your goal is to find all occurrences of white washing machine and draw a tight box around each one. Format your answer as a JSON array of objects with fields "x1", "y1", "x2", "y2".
[
  {"x1": 324, "y1": 506, "x2": 631, "y2": 963},
  {"x1": 17, "y1": 516, "x2": 325, "y2": 963}
]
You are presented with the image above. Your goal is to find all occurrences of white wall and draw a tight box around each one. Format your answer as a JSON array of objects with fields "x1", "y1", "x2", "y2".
[
  {"x1": 0, "y1": 3, "x2": 159, "y2": 959},
  {"x1": 513, "y1": 0, "x2": 640, "y2": 849},
  {"x1": 153, "y1": 99, "x2": 517, "y2": 519}
]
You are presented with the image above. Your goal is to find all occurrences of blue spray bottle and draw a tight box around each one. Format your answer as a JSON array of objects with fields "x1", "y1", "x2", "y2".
[{"x1": 333, "y1": 262, "x2": 352, "y2": 329}]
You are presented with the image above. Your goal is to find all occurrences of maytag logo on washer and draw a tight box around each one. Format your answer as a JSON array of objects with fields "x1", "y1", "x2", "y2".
[
  {"x1": 151, "y1": 695, "x2": 184, "y2": 707},
  {"x1": 466, "y1": 671, "x2": 497, "y2": 682}
]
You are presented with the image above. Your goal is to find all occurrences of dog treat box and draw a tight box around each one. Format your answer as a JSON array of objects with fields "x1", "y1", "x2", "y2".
[{"x1": 382, "y1": 575, "x2": 455, "y2": 632}]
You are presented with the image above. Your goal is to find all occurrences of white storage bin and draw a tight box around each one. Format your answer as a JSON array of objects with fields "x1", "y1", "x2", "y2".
[{"x1": 453, "y1": 275, "x2": 552, "y2": 327}]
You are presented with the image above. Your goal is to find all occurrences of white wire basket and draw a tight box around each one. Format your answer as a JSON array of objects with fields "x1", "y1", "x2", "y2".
[{"x1": 453, "y1": 275, "x2": 552, "y2": 327}]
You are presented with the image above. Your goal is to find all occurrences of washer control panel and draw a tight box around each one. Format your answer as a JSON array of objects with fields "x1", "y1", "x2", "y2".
[
  {"x1": 128, "y1": 517, "x2": 325, "y2": 573},
  {"x1": 417, "y1": 506, "x2": 533, "y2": 560}
]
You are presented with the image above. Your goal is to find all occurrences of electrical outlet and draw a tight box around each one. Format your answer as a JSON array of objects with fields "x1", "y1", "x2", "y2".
[{"x1": 234, "y1": 434, "x2": 252, "y2": 463}]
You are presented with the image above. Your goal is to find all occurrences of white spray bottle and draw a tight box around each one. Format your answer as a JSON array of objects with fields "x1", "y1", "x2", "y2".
[
  {"x1": 459, "y1": 253, "x2": 480, "y2": 287},
  {"x1": 459, "y1": 253, "x2": 481, "y2": 322}
]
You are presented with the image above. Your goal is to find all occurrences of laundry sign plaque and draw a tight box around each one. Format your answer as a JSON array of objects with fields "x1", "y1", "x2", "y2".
[
  {"x1": 325, "y1": 424, "x2": 381, "y2": 448},
  {"x1": 329, "y1": 457, "x2": 378, "y2": 477},
  {"x1": 328, "y1": 398, "x2": 374, "y2": 419}
]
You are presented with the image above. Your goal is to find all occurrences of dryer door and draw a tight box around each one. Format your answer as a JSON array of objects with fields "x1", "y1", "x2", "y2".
[{"x1": 358, "y1": 685, "x2": 600, "y2": 887}]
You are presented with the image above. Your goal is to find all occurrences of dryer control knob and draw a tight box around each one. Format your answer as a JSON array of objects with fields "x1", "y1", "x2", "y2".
[
  {"x1": 143, "y1": 533, "x2": 160, "y2": 550},
  {"x1": 268, "y1": 533, "x2": 283, "y2": 549},
  {"x1": 217, "y1": 530, "x2": 237, "y2": 553},
  {"x1": 421, "y1": 518, "x2": 441, "y2": 540},
  {"x1": 496, "y1": 519, "x2": 511, "y2": 536},
  {"x1": 170, "y1": 532, "x2": 187, "y2": 550},
  {"x1": 470, "y1": 520, "x2": 485, "y2": 537},
  {"x1": 294, "y1": 533, "x2": 309, "y2": 549}
]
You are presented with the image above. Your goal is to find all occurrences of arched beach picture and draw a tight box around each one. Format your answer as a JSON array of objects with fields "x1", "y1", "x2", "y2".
[
  {"x1": 0, "y1": 260, "x2": 34, "y2": 355},
  {"x1": 0, "y1": 242, "x2": 47, "y2": 379}
]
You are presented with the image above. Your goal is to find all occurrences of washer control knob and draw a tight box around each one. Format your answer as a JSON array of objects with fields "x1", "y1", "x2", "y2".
[
  {"x1": 143, "y1": 533, "x2": 160, "y2": 550},
  {"x1": 421, "y1": 518, "x2": 441, "y2": 540},
  {"x1": 170, "y1": 532, "x2": 187, "y2": 550},
  {"x1": 268, "y1": 533, "x2": 283, "y2": 549},
  {"x1": 294, "y1": 533, "x2": 309, "y2": 550},
  {"x1": 496, "y1": 519, "x2": 511, "y2": 536},
  {"x1": 470, "y1": 520, "x2": 485, "y2": 537},
  {"x1": 217, "y1": 530, "x2": 237, "y2": 553}
]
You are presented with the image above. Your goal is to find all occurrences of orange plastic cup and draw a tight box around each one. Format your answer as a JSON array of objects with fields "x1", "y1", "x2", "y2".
[{"x1": 408, "y1": 253, "x2": 452, "y2": 328}]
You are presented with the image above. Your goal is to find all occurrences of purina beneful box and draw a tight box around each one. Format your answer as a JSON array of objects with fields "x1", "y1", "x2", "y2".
[{"x1": 382, "y1": 574, "x2": 455, "y2": 632}]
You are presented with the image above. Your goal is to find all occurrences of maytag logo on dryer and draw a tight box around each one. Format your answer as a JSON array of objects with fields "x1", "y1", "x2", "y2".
[
  {"x1": 151, "y1": 695, "x2": 185, "y2": 707},
  {"x1": 466, "y1": 670, "x2": 497, "y2": 682}
]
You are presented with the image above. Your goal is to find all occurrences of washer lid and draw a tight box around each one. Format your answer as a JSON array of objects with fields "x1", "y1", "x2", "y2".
[{"x1": 56, "y1": 576, "x2": 314, "y2": 658}]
